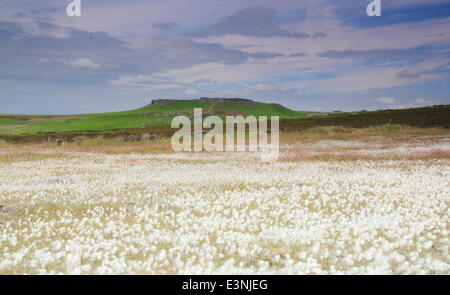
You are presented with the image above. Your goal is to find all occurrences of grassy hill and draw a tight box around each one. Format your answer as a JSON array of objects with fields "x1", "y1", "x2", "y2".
[
  {"x1": 281, "y1": 105, "x2": 450, "y2": 131},
  {"x1": 0, "y1": 99, "x2": 304, "y2": 136}
]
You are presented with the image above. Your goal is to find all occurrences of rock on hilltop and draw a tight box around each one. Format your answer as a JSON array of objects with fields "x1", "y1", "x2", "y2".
[{"x1": 151, "y1": 97, "x2": 255, "y2": 105}]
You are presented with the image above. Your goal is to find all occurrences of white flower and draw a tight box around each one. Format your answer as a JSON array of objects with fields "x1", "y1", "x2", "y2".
[{"x1": 0, "y1": 138, "x2": 449, "y2": 274}]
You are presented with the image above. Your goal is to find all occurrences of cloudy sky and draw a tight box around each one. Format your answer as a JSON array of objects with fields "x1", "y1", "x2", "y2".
[{"x1": 1, "y1": 0, "x2": 449, "y2": 114}]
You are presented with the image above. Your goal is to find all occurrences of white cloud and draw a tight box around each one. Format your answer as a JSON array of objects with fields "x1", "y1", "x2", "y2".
[
  {"x1": 320, "y1": 66, "x2": 441, "y2": 92},
  {"x1": 377, "y1": 97, "x2": 396, "y2": 104},
  {"x1": 146, "y1": 52, "x2": 444, "y2": 95},
  {"x1": 110, "y1": 75, "x2": 181, "y2": 90},
  {"x1": 184, "y1": 89, "x2": 199, "y2": 95},
  {"x1": 161, "y1": 16, "x2": 449, "y2": 93},
  {"x1": 65, "y1": 58, "x2": 99, "y2": 69},
  {"x1": 253, "y1": 84, "x2": 282, "y2": 92},
  {"x1": 411, "y1": 98, "x2": 434, "y2": 107},
  {"x1": 188, "y1": 6, "x2": 450, "y2": 93},
  {"x1": 37, "y1": 57, "x2": 100, "y2": 69},
  {"x1": 391, "y1": 98, "x2": 436, "y2": 109},
  {"x1": 14, "y1": 1, "x2": 450, "y2": 96},
  {"x1": 36, "y1": 58, "x2": 51, "y2": 64}
]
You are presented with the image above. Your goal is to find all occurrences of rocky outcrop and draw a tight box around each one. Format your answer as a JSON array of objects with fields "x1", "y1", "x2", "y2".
[
  {"x1": 199, "y1": 97, "x2": 255, "y2": 104},
  {"x1": 150, "y1": 97, "x2": 255, "y2": 105},
  {"x1": 151, "y1": 99, "x2": 172, "y2": 105}
]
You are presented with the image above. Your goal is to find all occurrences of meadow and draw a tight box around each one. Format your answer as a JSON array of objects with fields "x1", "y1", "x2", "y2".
[
  {"x1": 0, "y1": 100, "x2": 303, "y2": 136},
  {"x1": 1, "y1": 104, "x2": 448, "y2": 144},
  {"x1": 0, "y1": 127, "x2": 449, "y2": 274}
]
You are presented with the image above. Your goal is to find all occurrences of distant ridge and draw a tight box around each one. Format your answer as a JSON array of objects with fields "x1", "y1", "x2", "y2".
[{"x1": 151, "y1": 97, "x2": 255, "y2": 105}]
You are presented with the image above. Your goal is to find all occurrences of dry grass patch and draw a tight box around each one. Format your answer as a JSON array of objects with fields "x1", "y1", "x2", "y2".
[{"x1": 280, "y1": 125, "x2": 450, "y2": 143}]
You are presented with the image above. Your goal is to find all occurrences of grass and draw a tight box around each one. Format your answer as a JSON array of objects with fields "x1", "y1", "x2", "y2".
[
  {"x1": 0, "y1": 117, "x2": 24, "y2": 124},
  {"x1": 0, "y1": 100, "x2": 305, "y2": 136},
  {"x1": 212, "y1": 102, "x2": 302, "y2": 118},
  {"x1": 1, "y1": 125, "x2": 449, "y2": 160},
  {"x1": 280, "y1": 105, "x2": 450, "y2": 133},
  {"x1": 277, "y1": 125, "x2": 450, "y2": 161},
  {"x1": 0, "y1": 136, "x2": 174, "y2": 155},
  {"x1": 1, "y1": 104, "x2": 449, "y2": 142},
  {"x1": 280, "y1": 124, "x2": 450, "y2": 142}
]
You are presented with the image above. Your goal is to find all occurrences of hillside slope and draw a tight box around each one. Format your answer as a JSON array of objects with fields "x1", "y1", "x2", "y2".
[
  {"x1": 281, "y1": 105, "x2": 450, "y2": 131},
  {"x1": 0, "y1": 99, "x2": 304, "y2": 136}
]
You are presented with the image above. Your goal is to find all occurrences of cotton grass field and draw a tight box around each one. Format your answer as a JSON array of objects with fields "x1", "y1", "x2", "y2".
[{"x1": 0, "y1": 131, "x2": 449, "y2": 274}]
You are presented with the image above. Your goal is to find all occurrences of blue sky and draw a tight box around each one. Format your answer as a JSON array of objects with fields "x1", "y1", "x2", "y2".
[{"x1": 0, "y1": 0, "x2": 449, "y2": 114}]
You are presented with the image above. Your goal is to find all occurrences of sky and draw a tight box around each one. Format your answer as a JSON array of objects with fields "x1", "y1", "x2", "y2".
[{"x1": 0, "y1": 0, "x2": 449, "y2": 114}]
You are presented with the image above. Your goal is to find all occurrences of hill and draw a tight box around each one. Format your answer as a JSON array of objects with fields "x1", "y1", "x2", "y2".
[
  {"x1": 0, "y1": 98, "x2": 304, "y2": 136},
  {"x1": 281, "y1": 105, "x2": 450, "y2": 132}
]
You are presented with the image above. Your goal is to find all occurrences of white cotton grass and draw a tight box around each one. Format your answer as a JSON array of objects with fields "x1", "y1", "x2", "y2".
[
  {"x1": 283, "y1": 136, "x2": 450, "y2": 159},
  {"x1": 0, "y1": 139, "x2": 449, "y2": 274}
]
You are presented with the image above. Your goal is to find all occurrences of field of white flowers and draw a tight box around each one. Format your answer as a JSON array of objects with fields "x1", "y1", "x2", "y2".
[{"x1": 0, "y1": 137, "x2": 449, "y2": 274}]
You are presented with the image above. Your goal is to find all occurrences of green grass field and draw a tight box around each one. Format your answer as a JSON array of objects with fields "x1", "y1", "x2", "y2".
[{"x1": 0, "y1": 100, "x2": 305, "y2": 136}]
